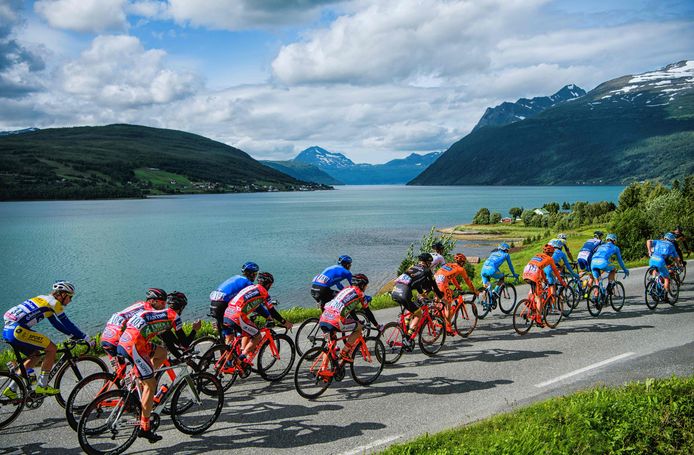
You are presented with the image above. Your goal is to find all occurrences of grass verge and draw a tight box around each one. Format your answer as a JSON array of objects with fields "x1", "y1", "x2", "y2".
[{"x1": 381, "y1": 375, "x2": 694, "y2": 455}]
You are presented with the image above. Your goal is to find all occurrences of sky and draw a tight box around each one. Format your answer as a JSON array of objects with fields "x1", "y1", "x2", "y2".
[{"x1": 1, "y1": 0, "x2": 693, "y2": 163}]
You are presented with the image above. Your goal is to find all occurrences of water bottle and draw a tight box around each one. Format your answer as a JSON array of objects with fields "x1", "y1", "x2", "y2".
[
  {"x1": 153, "y1": 384, "x2": 169, "y2": 404},
  {"x1": 26, "y1": 368, "x2": 37, "y2": 385}
]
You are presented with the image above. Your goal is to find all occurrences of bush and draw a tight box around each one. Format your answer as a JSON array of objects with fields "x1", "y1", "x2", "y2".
[
  {"x1": 490, "y1": 212, "x2": 502, "y2": 224},
  {"x1": 472, "y1": 207, "x2": 490, "y2": 225},
  {"x1": 397, "y1": 227, "x2": 455, "y2": 275}
]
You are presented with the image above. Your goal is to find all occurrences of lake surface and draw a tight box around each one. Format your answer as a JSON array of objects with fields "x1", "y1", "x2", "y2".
[{"x1": 0, "y1": 185, "x2": 623, "y2": 334}]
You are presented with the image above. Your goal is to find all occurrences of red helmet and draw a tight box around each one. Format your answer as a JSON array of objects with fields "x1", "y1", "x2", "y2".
[
  {"x1": 542, "y1": 244, "x2": 555, "y2": 255},
  {"x1": 454, "y1": 253, "x2": 467, "y2": 265}
]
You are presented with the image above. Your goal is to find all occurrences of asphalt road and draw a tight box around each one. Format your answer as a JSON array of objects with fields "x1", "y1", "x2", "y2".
[{"x1": 1, "y1": 263, "x2": 693, "y2": 455}]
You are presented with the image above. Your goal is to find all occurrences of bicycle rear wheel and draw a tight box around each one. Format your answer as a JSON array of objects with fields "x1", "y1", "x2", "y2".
[
  {"x1": 418, "y1": 315, "x2": 446, "y2": 356},
  {"x1": 543, "y1": 295, "x2": 563, "y2": 328},
  {"x1": 498, "y1": 283, "x2": 517, "y2": 314},
  {"x1": 200, "y1": 344, "x2": 238, "y2": 391},
  {"x1": 587, "y1": 285, "x2": 603, "y2": 316},
  {"x1": 170, "y1": 372, "x2": 223, "y2": 435},
  {"x1": 77, "y1": 389, "x2": 140, "y2": 455},
  {"x1": 294, "y1": 347, "x2": 334, "y2": 399},
  {"x1": 351, "y1": 337, "x2": 385, "y2": 386},
  {"x1": 512, "y1": 299, "x2": 534, "y2": 335},
  {"x1": 668, "y1": 279, "x2": 680, "y2": 305},
  {"x1": 294, "y1": 318, "x2": 321, "y2": 357},
  {"x1": 0, "y1": 371, "x2": 26, "y2": 430},
  {"x1": 453, "y1": 301, "x2": 478, "y2": 338},
  {"x1": 644, "y1": 281, "x2": 659, "y2": 310},
  {"x1": 476, "y1": 287, "x2": 492, "y2": 319},
  {"x1": 560, "y1": 285, "x2": 576, "y2": 317},
  {"x1": 190, "y1": 335, "x2": 218, "y2": 356},
  {"x1": 257, "y1": 333, "x2": 296, "y2": 381},
  {"x1": 55, "y1": 356, "x2": 108, "y2": 408},
  {"x1": 644, "y1": 267, "x2": 658, "y2": 288},
  {"x1": 380, "y1": 322, "x2": 404, "y2": 365},
  {"x1": 610, "y1": 281, "x2": 626, "y2": 311},
  {"x1": 66, "y1": 371, "x2": 118, "y2": 432}
]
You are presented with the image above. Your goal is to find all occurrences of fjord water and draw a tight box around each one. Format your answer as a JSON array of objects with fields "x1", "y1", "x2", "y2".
[{"x1": 0, "y1": 185, "x2": 623, "y2": 334}]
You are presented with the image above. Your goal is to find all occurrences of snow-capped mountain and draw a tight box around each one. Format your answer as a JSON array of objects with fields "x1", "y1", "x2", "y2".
[
  {"x1": 472, "y1": 84, "x2": 586, "y2": 131},
  {"x1": 0, "y1": 127, "x2": 39, "y2": 136},
  {"x1": 294, "y1": 146, "x2": 355, "y2": 169}
]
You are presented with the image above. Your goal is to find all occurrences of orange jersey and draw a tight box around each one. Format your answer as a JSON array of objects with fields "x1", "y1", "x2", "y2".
[
  {"x1": 523, "y1": 253, "x2": 562, "y2": 283},
  {"x1": 434, "y1": 263, "x2": 475, "y2": 292}
]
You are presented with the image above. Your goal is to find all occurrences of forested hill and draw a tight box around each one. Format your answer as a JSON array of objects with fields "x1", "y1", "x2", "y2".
[
  {"x1": 0, "y1": 124, "x2": 328, "y2": 200},
  {"x1": 410, "y1": 60, "x2": 694, "y2": 186}
]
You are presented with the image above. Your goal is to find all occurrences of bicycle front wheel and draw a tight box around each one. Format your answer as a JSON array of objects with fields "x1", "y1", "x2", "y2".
[
  {"x1": 418, "y1": 315, "x2": 446, "y2": 356},
  {"x1": 257, "y1": 333, "x2": 296, "y2": 381},
  {"x1": 610, "y1": 281, "x2": 626, "y2": 311},
  {"x1": 200, "y1": 344, "x2": 238, "y2": 391},
  {"x1": 294, "y1": 318, "x2": 321, "y2": 357},
  {"x1": 476, "y1": 287, "x2": 491, "y2": 319},
  {"x1": 294, "y1": 347, "x2": 334, "y2": 399},
  {"x1": 668, "y1": 279, "x2": 680, "y2": 305},
  {"x1": 498, "y1": 283, "x2": 517, "y2": 314},
  {"x1": 644, "y1": 281, "x2": 659, "y2": 310},
  {"x1": 587, "y1": 285, "x2": 603, "y2": 317},
  {"x1": 453, "y1": 301, "x2": 478, "y2": 338},
  {"x1": 380, "y1": 322, "x2": 404, "y2": 365},
  {"x1": 66, "y1": 371, "x2": 118, "y2": 432},
  {"x1": 560, "y1": 285, "x2": 576, "y2": 317},
  {"x1": 170, "y1": 372, "x2": 224, "y2": 435},
  {"x1": 0, "y1": 371, "x2": 26, "y2": 429},
  {"x1": 351, "y1": 337, "x2": 385, "y2": 386},
  {"x1": 77, "y1": 389, "x2": 140, "y2": 455},
  {"x1": 55, "y1": 355, "x2": 108, "y2": 408},
  {"x1": 543, "y1": 295, "x2": 563, "y2": 328},
  {"x1": 512, "y1": 299, "x2": 534, "y2": 335}
]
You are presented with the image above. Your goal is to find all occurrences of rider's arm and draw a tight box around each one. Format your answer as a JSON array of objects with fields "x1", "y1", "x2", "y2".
[
  {"x1": 266, "y1": 306, "x2": 288, "y2": 326},
  {"x1": 564, "y1": 244, "x2": 574, "y2": 262},
  {"x1": 615, "y1": 248, "x2": 628, "y2": 272},
  {"x1": 427, "y1": 273, "x2": 444, "y2": 298},
  {"x1": 547, "y1": 260, "x2": 565, "y2": 286},
  {"x1": 160, "y1": 329, "x2": 185, "y2": 358},
  {"x1": 461, "y1": 270, "x2": 475, "y2": 293},
  {"x1": 505, "y1": 254, "x2": 517, "y2": 276},
  {"x1": 360, "y1": 304, "x2": 379, "y2": 327},
  {"x1": 646, "y1": 239, "x2": 653, "y2": 256},
  {"x1": 48, "y1": 313, "x2": 87, "y2": 339}
]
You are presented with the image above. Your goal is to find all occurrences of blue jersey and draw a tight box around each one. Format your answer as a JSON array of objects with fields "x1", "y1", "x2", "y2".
[
  {"x1": 546, "y1": 249, "x2": 576, "y2": 280},
  {"x1": 651, "y1": 240, "x2": 678, "y2": 261},
  {"x1": 209, "y1": 275, "x2": 253, "y2": 303},
  {"x1": 312, "y1": 265, "x2": 353, "y2": 289},
  {"x1": 592, "y1": 243, "x2": 627, "y2": 270},
  {"x1": 482, "y1": 249, "x2": 516, "y2": 275},
  {"x1": 579, "y1": 238, "x2": 602, "y2": 254}
]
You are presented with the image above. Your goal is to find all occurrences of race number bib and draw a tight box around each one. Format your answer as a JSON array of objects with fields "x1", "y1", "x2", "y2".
[{"x1": 395, "y1": 273, "x2": 412, "y2": 285}]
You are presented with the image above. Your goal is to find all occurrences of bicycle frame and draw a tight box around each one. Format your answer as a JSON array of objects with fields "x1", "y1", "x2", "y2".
[
  {"x1": 8, "y1": 339, "x2": 88, "y2": 388},
  {"x1": 398, "y1": 302, "x2": 436, "y2": 340},
  {"x1": 309, "y1": 332, "x2": 370, "y2": 380}
]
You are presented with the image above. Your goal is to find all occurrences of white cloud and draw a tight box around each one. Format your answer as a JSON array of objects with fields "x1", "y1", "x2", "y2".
[{"x1": 34, "y1": 0, "x2": 128, "y2": 33}]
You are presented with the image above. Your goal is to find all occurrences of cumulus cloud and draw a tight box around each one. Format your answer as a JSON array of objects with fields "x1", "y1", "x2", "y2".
[{"x1": 34, "y1": 0, "x2": 128, "y2": 33}]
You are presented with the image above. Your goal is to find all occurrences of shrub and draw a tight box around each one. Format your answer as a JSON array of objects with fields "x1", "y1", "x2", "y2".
[{"x1": 472, "y1": 207, "x2": 490, "y2": 225}]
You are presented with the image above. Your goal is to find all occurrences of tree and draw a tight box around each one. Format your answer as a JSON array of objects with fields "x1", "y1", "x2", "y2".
[
  {"x1": 521, "y1": 209, "x2": 534, "y2": 226},
  {"x1": 562, "y1": 201, "x2": 570, "y2": 211},
  {"x1": 543, "y1": 202, "x2": 560, "y2": 214},
  {"x1": 509, "y1": 207, "x2": 523, "y2": 218},
  {"x1": 490, "y1": 212, "x2": 502, "y2": 224},
  {"x1": 472, "y1": 207, "x2": 490, "y2": 225}
]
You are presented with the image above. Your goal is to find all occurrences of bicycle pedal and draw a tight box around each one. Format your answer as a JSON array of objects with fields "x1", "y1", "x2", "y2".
[{"x1": 334, "y1": 366, "x2": 346, "y2": 382}]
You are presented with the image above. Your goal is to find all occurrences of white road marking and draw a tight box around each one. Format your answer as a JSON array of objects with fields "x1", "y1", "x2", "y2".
[
  {"x1": 339, "y1": 435, "x2": 402, "y2": 455},
  {"x1": 535, "y1": 352, "x2": 635, "y2": 388}
]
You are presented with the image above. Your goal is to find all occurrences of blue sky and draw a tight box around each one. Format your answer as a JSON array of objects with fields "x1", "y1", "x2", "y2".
[{"x1": 1, "y1": 0, "x2": 693, "y2": 163}]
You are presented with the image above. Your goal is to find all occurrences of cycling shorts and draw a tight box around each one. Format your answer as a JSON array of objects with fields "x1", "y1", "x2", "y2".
[
  {"x1": 436, "y1": 282, "x2": 454, "y2": 303},
  {"x1": 543, "y1": 266, "x2": 557, "y2": 285},
  {"x1": 391, "y1": 284, "x2": 419, "y2": 312},
  {"x1": 319, "y1": 317, "x2": 357, "y2": 334},
  {"x1": 209, "y1": 300, "x2": 230, "y2": 337},
  {"x1": 2, "y1": 324, "x2": 50, "y2": 355},
  {"x1": 524, "y1": 278, "x2": 539, "y2": 296},
  {"x1": 481, "y1": 266, "x2": 504, "y2": 285},
  {"x1": 223, "y1": 313, "x2": 259, "y2": 337},
  {"x1": 117, "y1": 331, "x2": 155, "y2": 379},
  {"x1": 100, "y1": 323, "x2": 122, "y2": 357},
  {"x1": 310, "y1": 285, "x2": 336, "y2": 308},
  {"x1": 649, "y1": 256, "x2": 669, "y2": 278},
  {"x1": 590, "y1": 258, "x2": 614, "y2": 279},
  {"x1": 576, "y1": 250, "x2": 591, "y2": 271}
]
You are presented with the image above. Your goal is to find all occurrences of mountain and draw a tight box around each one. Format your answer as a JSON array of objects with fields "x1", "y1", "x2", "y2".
[
  {"x1": 0, "y1": 127, "x2": 39, "y2": 136},
  {"x1": 293, "y1": 146, "x2": 442, "y2": 184},
  {"x1": 473, "y1": 84, "x2": 586, "y2": 131},
  {"x1": 410, "y1": 60, "x2": 694, "y2": 186},
  {"x1": 0, "y1": 124, "x2": 329, "y2": 201},
  {"x1": 261, "y1": 160, "x2": 344, "y2": 185}
]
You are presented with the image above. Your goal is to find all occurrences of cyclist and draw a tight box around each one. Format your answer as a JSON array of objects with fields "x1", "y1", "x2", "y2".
[
  {"x1": 522, "y1": 245, "x2": 566, "y2": 324},
  {"x1": 391, "y1": 253, "x2": 444, "y2": 346},
  {"x1": 100, "y1": 288, "x2": 165, "y2": 360},
  {"x1": 209, "y1": 261, "x2": 259, "y2": 339},
  {"x1": 3, "y1": 280, "x2": 93, "y2": 397},
  {"x1": 590, "y1": 233, "x2": 629, "y2": 290},
  {"x1": 576, "y1": 231, "x2": 604, "y2": 293},
  {"x1": 546, "y1": 239, "x2": 579, "y2": 286},
  {"x1": 434, "y1": 253, "x2": 478, "y2": 335},
  {"x1": 556, "y1": 233, "x2": 574, "y2": 262},
  {"x1": 310, "y1": 255, "x2": 353, "y2": 310},
  {"x1": 480, "y1": 243, "x2": 519, "y2": 291},
  {"x1": 117, "y1": 291, "x2": 201, "y2": 443},
  {"x1": 430, "y1": 241, "x2": 447, "y2": 272},
  {"x1": 222, "y1": 272, "x2": 293, "y2": 366},
  {"x1": 646, "y1": 232, "x2": 681, "y2": 298},
  {"x1": 318, "y1": 273, "x2": 379, "y2": 362},
  {"x1": 672, "y1": 226, "x2": 689, "y2": 259}
]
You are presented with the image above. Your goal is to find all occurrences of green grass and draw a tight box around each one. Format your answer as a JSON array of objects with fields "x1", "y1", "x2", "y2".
[{"x1": 381, "y1": 375, "x2": 694, "y2": 455}]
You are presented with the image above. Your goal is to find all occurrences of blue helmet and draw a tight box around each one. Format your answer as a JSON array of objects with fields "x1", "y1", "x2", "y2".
[
  {"x1": 498, "y1": 243, "x2": 510, "y2": 252},
  {"x1": 549, "y1": 239, "x2": 563, "y2": 249},
  {"x1": 664, "y1": 232, "x2": 676, "y2": 242},
  {"x1": 606, "y1": 233, "x2": 617, "y2": 242},
  {"x1": 338, "y1": 255, "x2": 352, "y2": 265},
  {"x1": 241, "y1": 261, "x2": 259, "y2": 273}
]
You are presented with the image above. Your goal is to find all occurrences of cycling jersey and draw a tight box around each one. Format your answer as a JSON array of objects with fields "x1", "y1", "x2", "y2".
[
  {"x1": 544, "y1": 248, "x2": 576, "y2": 285},
  {"x1": 649, "y1": 239, "x2": 679, "y2": 278},
  {"x1": 481, "y1": 249, "x2": 517, "y2": 285},
  {"x1": 312, "y1": 265, "x2": 352, "y2": 289},
  {"x1": 590, "y1": 242, "x2": 627, "y2": 279},
  {"x1": 429, "y1": 253, "x2": 446, "y2": 272},
  {"x1": 434, "y1": 263, "x2": 475, "y2": 302},
  {"x1": 3, "y1": 295, "x2": 86, "y2": 342},
  {"x1": 101, "y1": 301, "x2": 152, "y2": 356},
  {"x1": 209, "y1": 275, "x2": 253, "y2": 336},
  {"x1": 392, "y1": 264, "x2": 443, "y2": 312},
  {"x1": 223, "y1": 284, "x2": 283, "y2": 337},
  {"x1": 319, "y1": 286, "x2": 370, "y2": 332},
  {"x1": 523, "y1": 253, "x2": 563, "y2": 287},
  {"x1": 577, "y1": 238, "x2": 602, "y2": 270}
]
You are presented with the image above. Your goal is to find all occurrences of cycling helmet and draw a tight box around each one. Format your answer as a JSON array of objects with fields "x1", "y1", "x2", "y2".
[
  {"x1": 549, "y1": 239, "x2": 563, "y2": 249},
  {"x1": 167, "y1": 291, "x2": 188, "y2": 311},
  {"x1": 338, "y1": 255, "x2": 352, "y2": 265},
  {"x1": 454, "y1": 253, "x2": 467, "y2": 265},
  {"x1": 664, "y1": 232, "x2": 676, "y2": 242},
  {"x1": 498, "y1": 243, "x2": 511, "y2": 252},
  {"x1": 352, "y1": 273, "x2": 369, "y2": 288},
  {"x1": 52, "y1": 280, "x2": 75, "y2": 295},
  {"x1": 557, "y1": 233, "x2": 567, "y2": 240},
  {"x1": 145, "y1": 288, "x2": 167, "y2": 301},
  {"x1": 594, "y1": 230, "x2": 604, "y2": 239},
  {"x1": 432, "y1": 241, "x2": 444, "y2": 252},
  {"x1": 606, "y1": 233, "x2": 617, "y2": 242},
  {"x1": 257, "y1": 272, "x2": 274, "y2": 287},
  {"x1": 241, "y1": 261, "x2": 260, "y2": 273},
  {"x1": 542, "y1": 244, "x2": 555, "y2": 254},
  {"x1": 418, "y1": 252, "x2": 434, "y2": 263}
]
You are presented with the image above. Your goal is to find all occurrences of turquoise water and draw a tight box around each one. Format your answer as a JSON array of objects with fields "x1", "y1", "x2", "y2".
[{"x1": 0, "y1": 185, "x2": 623, "y2": 334}]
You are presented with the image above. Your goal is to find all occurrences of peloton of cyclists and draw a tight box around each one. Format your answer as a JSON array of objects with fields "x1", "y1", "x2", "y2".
[{"x1": 311, "y1": 255, "x2": 353, "y2": 310}]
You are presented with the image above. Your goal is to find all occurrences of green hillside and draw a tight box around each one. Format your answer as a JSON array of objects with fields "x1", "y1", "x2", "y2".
[
  {"x1": 410, "y1": 61, "x2": 694, "y2": 186},
  {"x1": 0, "y1": 124, "x2": 328, "y2": 200},
  {"x1": 262, "y1": 160, "x2": 344, "y2": 185}
]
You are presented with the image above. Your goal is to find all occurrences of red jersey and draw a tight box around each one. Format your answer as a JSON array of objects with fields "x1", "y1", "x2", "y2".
[
  {"x1": 523, "y1": 253, "x2": 562, "y2": 283},
  {"x1": 224, "y1": 284, "x2": 273, "y2": 319}
]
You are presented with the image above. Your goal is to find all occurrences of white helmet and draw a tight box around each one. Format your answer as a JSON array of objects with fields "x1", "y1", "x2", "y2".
[{"x1": 52, "y1": 280, "x2": 75, "y2": 295}]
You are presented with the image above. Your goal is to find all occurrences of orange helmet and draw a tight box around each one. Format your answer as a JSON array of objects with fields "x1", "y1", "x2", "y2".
[
  {"x1": 454, "y1": 253, "x2": 467, "y2": 265},
  {"x1": 542, "y1": 244, "x2": 555, "y2": 254}
]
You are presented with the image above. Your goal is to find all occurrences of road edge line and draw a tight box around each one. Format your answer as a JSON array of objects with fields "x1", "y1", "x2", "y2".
[{"x1": 534, "y1": 352, "x2": 635, "y2": 388}]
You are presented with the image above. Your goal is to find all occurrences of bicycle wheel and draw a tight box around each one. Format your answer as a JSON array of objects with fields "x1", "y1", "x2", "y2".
[
  {"x1": 512, "y1": 299, "x2": 534, "y2": 336},
  {"x1": 351, "y1": 337, "x2": 385, "y2": 386},
  {"x1": 587, "y1": 285, "x2": 603, "y2": 317},
  {"x1": 418, "y1": 315, "x2": 446, "y2": 356},
  {"x1": 566, "y1": 279, "x2": 581, "y2": 309},
  {"x1": 644, "y1": 281, "x2": 659, "y2": 310},
  {"x1": 668, "y1": 279, "x2": 680, "y2": 305},
  {"x1": 498, "y1": 283, "x2": 517, "y2": 314},
  {"x1": 453, "y1": 301, "x2": 478, "y2": 338},
  {"x1": 294, "y1": 347, "x2": 334, "y2": 399},
  {"x1": 54, "y1": 355, "x2": 108, "y2": 408},
  {"x1": 0, "y1": 371, "x2": 26, "y2": 429},
  {"x1": 294, "y1": 318, "x2": 322, "y2": 357},
  {"x1": 610, "y1": 281, "x2": 626, "y2": 311},
  {"x1": 644, "y1": 267, "x2": 658, "y2": 288},
  {"x1": 380, "y1": 321, "x2": 404, "y2": 365},
  {"x1": 77, "y1": 389, "x2": 140, "y2": 455},
  {"x1": 200, "y1": 344, "x2": 238, "y2": 391},
  {"x1": 476, "y1": 287, "x2": 492, "y2": 319},
  {"x1": 543, "y1": 295, "x2": 563, "y2": 328},
  {"x1": 170, "y1": 372, "x2": 223, "y2": 435},
  {"x1": 354, "y1": 311, "x2": 376, "y2": 338},
  {"x1": 681, "y1": 262, "x2": 687, "y2": 282},
  {"x1": 190, "y1": 335, "x2": 218, "y2": 356},
  {"x1": 66, "y1": 371, "x2": 118, "y2": 432},
  {"x1": 257, "y1": 333, "x2": 296, "y2": 381},
  {"x1": 560, "y1": 285, "x2": 576, "y2": 317}
]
